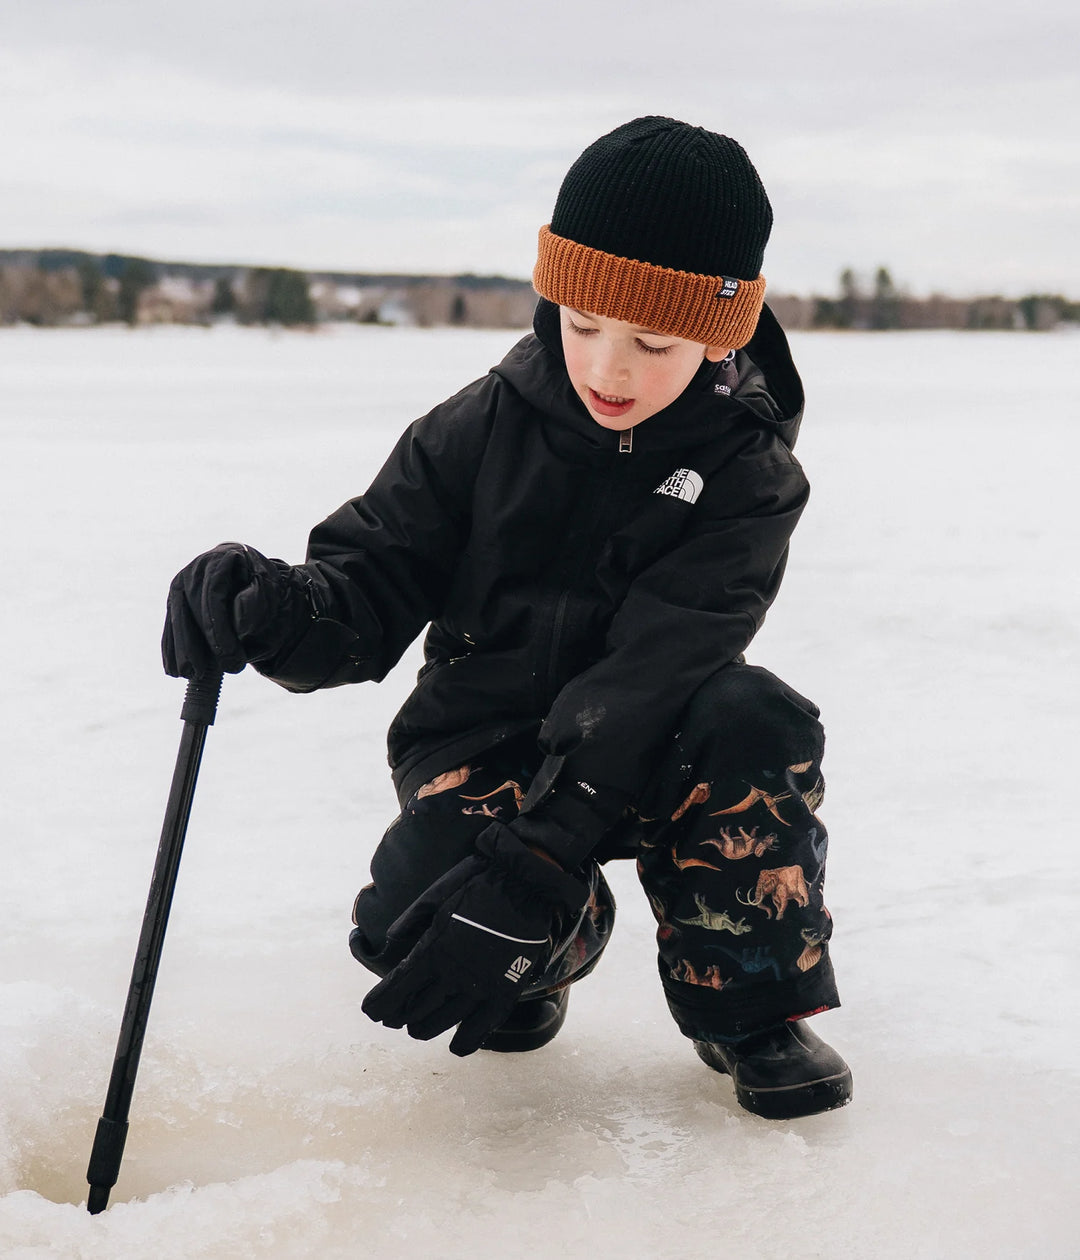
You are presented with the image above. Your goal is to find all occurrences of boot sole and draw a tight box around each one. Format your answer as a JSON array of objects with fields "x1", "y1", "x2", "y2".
[
  {"x1": 695, "y1": 1039, "x2": 853, "y2": 1119},
  {"x1": 736, "y1": 1070, "x2": 853, "y2": 1119}
]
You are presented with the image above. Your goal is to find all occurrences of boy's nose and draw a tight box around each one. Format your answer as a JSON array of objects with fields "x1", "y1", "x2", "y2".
[{"x1": 592, "y1": 345, "x2": 630, "y2": 385}]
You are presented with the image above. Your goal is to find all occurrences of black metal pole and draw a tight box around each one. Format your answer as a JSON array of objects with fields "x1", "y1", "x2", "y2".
[{"x1": 86, "y1": 671, "x2": 223, "y2": 1215}]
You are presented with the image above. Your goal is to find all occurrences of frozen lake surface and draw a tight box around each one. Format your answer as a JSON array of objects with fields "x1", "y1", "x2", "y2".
[{"x1": 1, "y1": 322, "x2": 1077, "y2": 1257}]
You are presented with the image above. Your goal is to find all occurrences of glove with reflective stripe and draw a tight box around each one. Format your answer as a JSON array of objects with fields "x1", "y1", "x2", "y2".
[
  {"x1": 361, "y1": 824, "x2": 589, "y2": 1056},
  {"x1": 162, "y1": 542, "x2": 312, "y2": 678}
]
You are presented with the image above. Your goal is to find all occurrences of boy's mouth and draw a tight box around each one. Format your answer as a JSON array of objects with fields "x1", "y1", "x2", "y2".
[{"x1": 588, "y1": 388, "x2": 634, "y2": 418}]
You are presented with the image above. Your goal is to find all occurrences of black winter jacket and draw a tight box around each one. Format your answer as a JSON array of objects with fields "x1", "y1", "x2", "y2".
[{"x1": 258, "y1": 300, "x2": 808, "y2": 837}]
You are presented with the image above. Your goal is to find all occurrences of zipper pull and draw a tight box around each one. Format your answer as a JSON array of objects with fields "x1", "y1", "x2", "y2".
[{"x1": 618, "y1": 428, "x2": 633, "y2": 454}]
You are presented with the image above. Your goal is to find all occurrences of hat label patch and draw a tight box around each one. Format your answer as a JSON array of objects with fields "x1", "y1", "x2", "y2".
[{"x1": 715, "y1": 278, "x2": 740, "y2": 300}]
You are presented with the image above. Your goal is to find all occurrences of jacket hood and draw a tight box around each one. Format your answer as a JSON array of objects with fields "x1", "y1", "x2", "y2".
[{"x1": 490, "y1": 298, "x2": 805, "y2": 454}]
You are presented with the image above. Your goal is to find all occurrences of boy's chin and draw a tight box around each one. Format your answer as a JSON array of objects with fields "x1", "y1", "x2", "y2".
[{"x1": 588, "y1": 412, "x2": 638, "y2": 432}]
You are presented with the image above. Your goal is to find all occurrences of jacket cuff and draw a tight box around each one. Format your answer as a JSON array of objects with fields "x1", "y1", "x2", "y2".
[
  {"x1": 255, "y1": 616, "x2": 367, "y2": 693},
  {"x1": 513, "y1": 757, "x2": 629, "y2": 869}
]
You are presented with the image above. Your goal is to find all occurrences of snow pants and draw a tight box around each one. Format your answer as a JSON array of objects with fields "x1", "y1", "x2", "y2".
[{"x1": 351, "y1": 661, "x2": 840, "y2": 1042}]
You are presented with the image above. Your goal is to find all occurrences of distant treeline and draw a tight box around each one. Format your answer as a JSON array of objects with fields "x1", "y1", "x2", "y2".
[
  {"x1": 768, "y1": 267, "x2": 1079, "y2": 333},
  {"x1": 0, "y1": 250, "x2": 1076, "y2": 333},
  {"x1": 0, "y1": 249, "x2": 538, "y2": 331}
]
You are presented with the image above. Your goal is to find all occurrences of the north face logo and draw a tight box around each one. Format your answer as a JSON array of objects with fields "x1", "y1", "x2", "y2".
[
  {"x1": 504, "y1": 956, "x2": 532, "y2": 983},
  {"x1": 654, "y1": 468, "x2": 704, "y2": 503}
]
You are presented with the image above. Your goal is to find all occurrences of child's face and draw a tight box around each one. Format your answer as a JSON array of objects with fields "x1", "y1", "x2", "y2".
[{"x1": 559, "y1": 307, "x2": 730, "y2": 431}]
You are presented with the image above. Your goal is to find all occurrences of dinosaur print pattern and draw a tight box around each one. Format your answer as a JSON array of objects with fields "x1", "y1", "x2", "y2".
[
  {"x1": 461, "y1": 778, "x2": 526, "y2": 810},
  {"x1": 670, "y1": 960, "x2": 727, "y2": 989},
  {"x1": 637, "y1": 757, "x2": 834, "y2": 999},
  {"x1": 796, "y1": 930, "x2": 827, "y2": 972},
  {"x1": 702, "y1": 825, "x2": 779, "y2": 860},
  {"x1": 410, "y1": 766, "x2": 526, "y2": 818},
  {"x1": 415, "y1": 765, "x2": 474, "y2": 798},
  {"x1": 710, "y1": 782, "x2": 794, "y2": 825},
  {"x1": 736, "y1": 865, "x2": 811, "y2": 920},
  {"x1": 675, "y1": 894, "x2": 752, "y2": 935},
  {"x1": 710, "y1": 944, "x2": 783, "y2": 981},
  {"x1": 671, "y1": 782, "x2": 711, "y2": 821}
]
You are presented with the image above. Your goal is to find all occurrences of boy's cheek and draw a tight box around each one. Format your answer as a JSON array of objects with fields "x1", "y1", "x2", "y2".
[{"x1": 560, "y1": 337, "x2": 587, "y2": 386}]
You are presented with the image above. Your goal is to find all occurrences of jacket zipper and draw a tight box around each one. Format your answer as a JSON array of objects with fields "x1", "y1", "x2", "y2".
[
  {"x1": 540, "y1": 432, "x2": 632, "y2": 704},
  {"x1": 543, "y1": 588, "x2": 571, "y2": 703}
]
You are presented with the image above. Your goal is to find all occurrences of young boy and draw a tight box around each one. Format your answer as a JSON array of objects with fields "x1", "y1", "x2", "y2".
[{"x1": 163, "y1": 117, "x2": 851, "y2": 1119}]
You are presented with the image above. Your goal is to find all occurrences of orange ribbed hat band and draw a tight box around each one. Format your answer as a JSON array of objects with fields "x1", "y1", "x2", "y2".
[{"x1": 533, "y1": 226, "x2": 766, "y2": 350}]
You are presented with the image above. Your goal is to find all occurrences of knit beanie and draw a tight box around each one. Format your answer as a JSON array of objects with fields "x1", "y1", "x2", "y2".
[{"x1": 534, "y1": 116, "x2": 772, "y2": 349}]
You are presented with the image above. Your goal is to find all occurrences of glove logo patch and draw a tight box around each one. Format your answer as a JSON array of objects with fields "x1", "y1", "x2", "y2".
[{"x1": 505, "y1": 955, "x2": 533, "y2": 983}]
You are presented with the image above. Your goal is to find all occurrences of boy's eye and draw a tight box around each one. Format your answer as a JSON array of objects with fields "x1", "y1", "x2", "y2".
[{"x1": 567, "y1": 319, "x2": 674, "y2": 356}]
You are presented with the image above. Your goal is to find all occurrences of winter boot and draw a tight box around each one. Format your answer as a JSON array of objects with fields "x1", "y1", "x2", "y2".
[
  {"x1": 481, "y1": 989, "x2": 570, "y2": 1053},
  {"x1": 694, "y1": 1020, "x2": 852, "y2": 1119}
]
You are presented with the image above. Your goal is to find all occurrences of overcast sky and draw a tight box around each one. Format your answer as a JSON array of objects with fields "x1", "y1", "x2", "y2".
[{"x1": 2, "y1": 0, "x2": 1077, "y2": 297}]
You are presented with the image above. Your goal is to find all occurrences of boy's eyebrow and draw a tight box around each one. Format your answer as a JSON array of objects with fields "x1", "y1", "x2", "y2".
[{"x1": 569, "y1": 309, "x2": 672, "y2": 338}]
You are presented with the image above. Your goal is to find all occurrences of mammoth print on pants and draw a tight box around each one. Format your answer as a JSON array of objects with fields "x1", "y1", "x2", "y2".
[{"x1": 736, "y1": 866, "x2": 811, "y2": 920}]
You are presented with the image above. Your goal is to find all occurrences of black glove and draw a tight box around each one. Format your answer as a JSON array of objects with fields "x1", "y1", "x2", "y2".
[
  {"x1": 162, "y1": 542, "x2": 309, "y2": 678},
  {"x1": 361, "y1": 824, "x2": 589, "y2": 1056}
]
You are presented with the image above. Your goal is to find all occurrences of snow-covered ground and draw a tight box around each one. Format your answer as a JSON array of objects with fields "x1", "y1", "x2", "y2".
[{"x1": 1, "y1": 322, "x2": 1077, "y2": 1258}]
